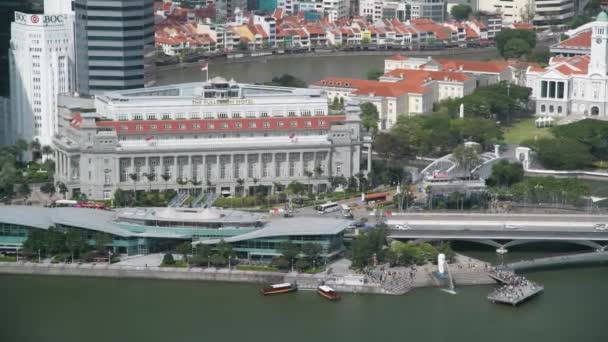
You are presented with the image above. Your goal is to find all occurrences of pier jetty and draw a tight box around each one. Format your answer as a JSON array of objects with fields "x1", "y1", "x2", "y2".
[{"x1": 487, "y1": 270, "x2": 544, "y2": 306}]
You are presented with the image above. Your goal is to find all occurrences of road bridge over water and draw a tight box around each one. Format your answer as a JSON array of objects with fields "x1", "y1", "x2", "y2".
[{"x1": 385, "y1": 213, "x2": 608, "y2": 252}]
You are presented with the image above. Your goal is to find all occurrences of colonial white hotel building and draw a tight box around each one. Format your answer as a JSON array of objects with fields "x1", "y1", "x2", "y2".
[
  {"x1": 53, "y1": 78, "x2": 367, "y2": 200},
  {"x1": 526, "y1": 12, "x2": 608, "y2": 119}
]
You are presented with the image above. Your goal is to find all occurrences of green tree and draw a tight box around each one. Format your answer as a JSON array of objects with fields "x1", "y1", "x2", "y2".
[
  {"x1": 161, "y1": 172, "x2": 171, "y2": 190},
  {"x1": 552, "y1": 119, "x2": 608, "y2": 160},
  {"x1": 302, "y1": 243, "x2": 322, "y2": 263},
  {"x1": 495, "y1": 29, "x2": 536, "y2": 58},
  {"x1": 451, "y1": 144, "x2": 482, "y2": 179},
  {"x1": 286, "y1": 181, "x2": 306, "y2": 196},
  {"x1": 503, "y1": 38, "x2": 532, "y2": 59},
  {"x1": 129, "y1": 173, "x2": 139, "y2": 203},
  {"x1": 41, "y1": 145, "x2": 53, "y2": 161},
  {"x1": 366, "y1": 68, "x2": 384, "y2": 81},
  {"x1": 209, "y1": 254, "x2": 227, "y2": 267},
  {"x1": 162, "y1": 253, "x2": 176, "y2": 266},
  {"x1": 485, "y1": 160, "x2": 524, "y2": 188},
  {"x1": 237, "y1": 40, "x2": 249, "y2": 51},
  {"x1": 527, "y1": 49, "x2": 551, "y2": 65},
  {"x1": 94, "y1": 233, "x2": 112, "y2": 252},
  {"x1": 215, "y1": 239, "x2": 234, "y2": 259},
  {"x1": 65, "y1": 229, "x2": 86, "y2": 262},
  {"x1": 523, "y1": 137, "x2": 594, "y2": 170},
  {"x1": 360, "y1": 102, "x2": 379, "y2": 134},
  {"x1": 40, "y1": 182, "x2": 56, "y2": 197},
  {"x1": 55, "y1": 181, "x2": 68, "y2": 199},
  {"x1": 177, "y1": 241, "x2": 192, "y2": 264},
  {"x1": 372, "y1": 132, "x2": 414, "y2": 161},
  {"x1": 294, "y1": 258, "x2": 311, "y2": 271},
  {"x1": 278, "y1": 241, "x2": 300, "y2": 263},
  {"x1": 450, "y1": 4, "x2": 472, "y2": 21},
  {"x1": 265, "y1": 74, "x2": 307, "y2": 88},
  {"x1": 144, "y1": 172, "x2": 155, "y2": 191},
  {"x1": 351, "y1": 227, "x2": 387, "y2": 270},
  {"x1": 18, "y1": 183, "x2": 31, "y2": 198},
  {"x1": 361, "y1": 37, "x2": 371, "y2": 45}
]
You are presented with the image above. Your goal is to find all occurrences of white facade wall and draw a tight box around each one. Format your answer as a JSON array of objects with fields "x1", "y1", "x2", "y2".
[
  {"x1": 528, "y1": 14, "x2": 608, "y2": 119},
  {"x1": 9, "y1": 11, "x2": 75, "y2": 146},
  {"x1": 359, "y1": 0, "x2": 383, "y2": 21},
  {"x1": 476, "y1": 0, "x2": 532, "y2": 24}
]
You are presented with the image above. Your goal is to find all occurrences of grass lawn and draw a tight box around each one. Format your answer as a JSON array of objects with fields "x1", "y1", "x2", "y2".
[{"x1": 503, "y1": 117, "x2": 554, "y2": 145}]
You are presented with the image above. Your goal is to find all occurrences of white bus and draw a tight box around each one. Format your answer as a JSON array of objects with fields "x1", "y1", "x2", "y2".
[
  {"x1": 53, "y1": 199, "x2": 78, "y2": 207},
  {"x1": 315, "y1": 202, "x2": 340, "y2": 214}
]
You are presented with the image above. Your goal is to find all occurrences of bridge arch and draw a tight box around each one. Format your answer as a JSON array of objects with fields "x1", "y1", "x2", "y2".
[
  {"x1": 410, "y1": 238, "x2": 502, "y2": 249},
  {"x1": 503, "y1": 239, "x2": 604, "y2": 251}
]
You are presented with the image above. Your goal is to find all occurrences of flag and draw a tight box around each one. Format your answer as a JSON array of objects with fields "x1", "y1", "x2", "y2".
[
  {"x1": 288, "y1": 133, "x2": 295, "y2": 139},
  {"x1": 145, "y1": 136, "x2": 154, "y2": 141},
  {"x1": 200, "y1": 63, "x2": 208, "y2": 71}
]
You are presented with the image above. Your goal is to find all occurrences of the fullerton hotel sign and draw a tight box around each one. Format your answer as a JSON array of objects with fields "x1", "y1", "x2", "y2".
[{"x1": 192, "y1": 97, "x2": 254, "y2": 105}]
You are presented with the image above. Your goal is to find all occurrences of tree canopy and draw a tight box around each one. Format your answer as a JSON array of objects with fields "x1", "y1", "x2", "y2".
[
  {"x1": 366, "y1": 68, "x2": 384, "y2": 81},
  {"x1": 485, "y1": 160, "x2": 524, "y2": 188},
  {"x1": 522, "y1": 137, "x2": 594, "y2": 170},
  {"x1": 503, "y1": 38, "x2": 532, "y2": 59},
  {"x1": 360, "y1": 102, "x2": 380, "y2": 134},
  {"x1": 552, "y1": 119, "x2": 608, "y2": 160},
  {"x1": 450, "y1": 4, "x2": 472, "y2": 21},
  {"x1": 264, "y1": 74, "x2": 307, "y2": 88},
  {"x1": 495, "y1": 29, "x2": 536, "y2": 59}
]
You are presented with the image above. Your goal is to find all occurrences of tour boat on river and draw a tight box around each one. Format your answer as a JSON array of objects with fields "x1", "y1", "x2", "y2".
[
  {"x1": 260, "y1": 283, "x2": 298, "y2": 295},
  {"x1": 317, "y1": 285, "x2": 340, "y2": 301}
]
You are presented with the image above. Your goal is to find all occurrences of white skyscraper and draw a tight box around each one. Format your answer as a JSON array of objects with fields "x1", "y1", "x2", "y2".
[{"x1": 9, "y1": 8, "x2": 75, "y2": 146}]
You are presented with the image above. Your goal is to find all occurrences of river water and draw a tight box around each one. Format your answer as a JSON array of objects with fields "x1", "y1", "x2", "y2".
[
  {"x1": 156, "y1": 49, "x2": 500, "y2": 86},
  {"x1": 1, "y1": 252, "x2": 607, "y2": 342}
]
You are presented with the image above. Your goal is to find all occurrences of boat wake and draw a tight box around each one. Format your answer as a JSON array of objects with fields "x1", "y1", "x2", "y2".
[{"x1": 440, "y1": 289, "x2": 458, "y2": 295}]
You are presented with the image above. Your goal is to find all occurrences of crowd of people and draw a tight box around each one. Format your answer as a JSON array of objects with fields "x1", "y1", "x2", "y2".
[
  {"x1": 365, "y1": 265, "x2": 417, "y2": 294},
  {"x1": 488, "y1": 270, "x2": 541, "y2": 303}
]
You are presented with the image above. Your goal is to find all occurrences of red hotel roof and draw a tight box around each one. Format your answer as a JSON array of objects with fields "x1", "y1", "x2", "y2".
[
  {"x1": 555, "y1": 30, "x2": 591, "y2": 49},
  {"x1": 95, "y1": 116, "x2": 346, "y2": 135}
]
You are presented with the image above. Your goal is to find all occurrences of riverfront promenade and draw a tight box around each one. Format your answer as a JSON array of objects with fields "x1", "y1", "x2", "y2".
[{"x1": 0, "y1": 253, "x2": 495, "y2": 295}]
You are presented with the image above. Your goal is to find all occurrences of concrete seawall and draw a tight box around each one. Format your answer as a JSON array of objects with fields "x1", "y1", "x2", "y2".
[
  {"x1": 0, "y1": 262, "x2": 284, "y2": 284},
  {"x1": 0, "y1": 262, "x2": 494, "y2": 294}
]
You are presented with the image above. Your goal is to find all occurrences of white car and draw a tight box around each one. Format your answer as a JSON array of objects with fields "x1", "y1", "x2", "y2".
[
  {"x1": 504, "y1": 224, "x2": 519, "y2": 229},
  {"x1": 594, "y1": 224, "x2": 608, "y2": 232},
  {"x1": 396, "y1": 224, "x2": 411, "y2": 231}
]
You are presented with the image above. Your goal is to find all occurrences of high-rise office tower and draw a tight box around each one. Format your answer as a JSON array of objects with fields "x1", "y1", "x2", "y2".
[
  {"x1": 9, "y1": 5, "x2": 75, "y2": 146},
  {"x1": 74, "y1": 0, "x2": 155, "y2": 95}
]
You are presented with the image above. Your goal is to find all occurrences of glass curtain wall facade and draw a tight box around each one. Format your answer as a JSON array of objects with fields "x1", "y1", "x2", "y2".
[{"x1": 74, "y1": 0, "x2": 155, "y2": 95}]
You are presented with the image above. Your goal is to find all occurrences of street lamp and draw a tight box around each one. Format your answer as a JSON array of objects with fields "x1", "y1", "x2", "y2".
[
  {"x1": 228, "y1": 255, "x2": 232, "y2": 270},
  {"x1": 207, "y1": 254, "x2": 210, "y2": 268},
  {"x1": 38, "y1": 249, "x2": 41, "y2": 263}
]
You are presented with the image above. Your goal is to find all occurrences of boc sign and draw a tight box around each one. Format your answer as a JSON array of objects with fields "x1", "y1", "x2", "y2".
[{"x1": 14, "y1": 12, "x2": 65, "y2": 26}]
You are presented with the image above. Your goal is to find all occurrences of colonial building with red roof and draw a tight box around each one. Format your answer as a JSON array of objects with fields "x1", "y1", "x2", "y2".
[
  {"x1": 527, "y1": 13, "x2": 608, "y2": 119},
  {"x1": 52, "y1": 78, "x2": 368, "y2": 200}
]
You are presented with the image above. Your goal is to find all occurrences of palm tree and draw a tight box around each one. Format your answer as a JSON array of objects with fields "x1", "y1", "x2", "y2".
[
  {"x1": 143, "y1": 172, "x2": 155, "y2": 192},
  {"x1": 304, "y1": 170, "x2": 313, "y2": 196},
  {"x1": 161, "y1": 172, "x2": 171, "y2": 191},
  {"x1": 56, "y1": 181, "x2": 68, "y2": 199},
  {"x1": 252, "y1": 177, "x2": 259, "y2": 205},
  {"x1": 313, "y1": 166, "x2": 324, "y2": 198},
  {"x1": 129, "y1": 173, "x2": 139, "y2": 204},
  {"x1": 29, "y1": 139, "x2": 41, "y2": 159},
  {"x1": 236, "y1": 178, "x2": 245, "y2": 197},
  {"x1": 41, "y1": 145, "x2": 53, "y2": 161}
]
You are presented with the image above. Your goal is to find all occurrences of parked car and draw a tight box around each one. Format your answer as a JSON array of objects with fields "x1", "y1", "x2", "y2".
[
  {"x1": 594, "y1": 223, "x2": 608, "y2": 231},
  {"x1": 396, "y1": 224, "x2": 411, "y2": 231}
]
